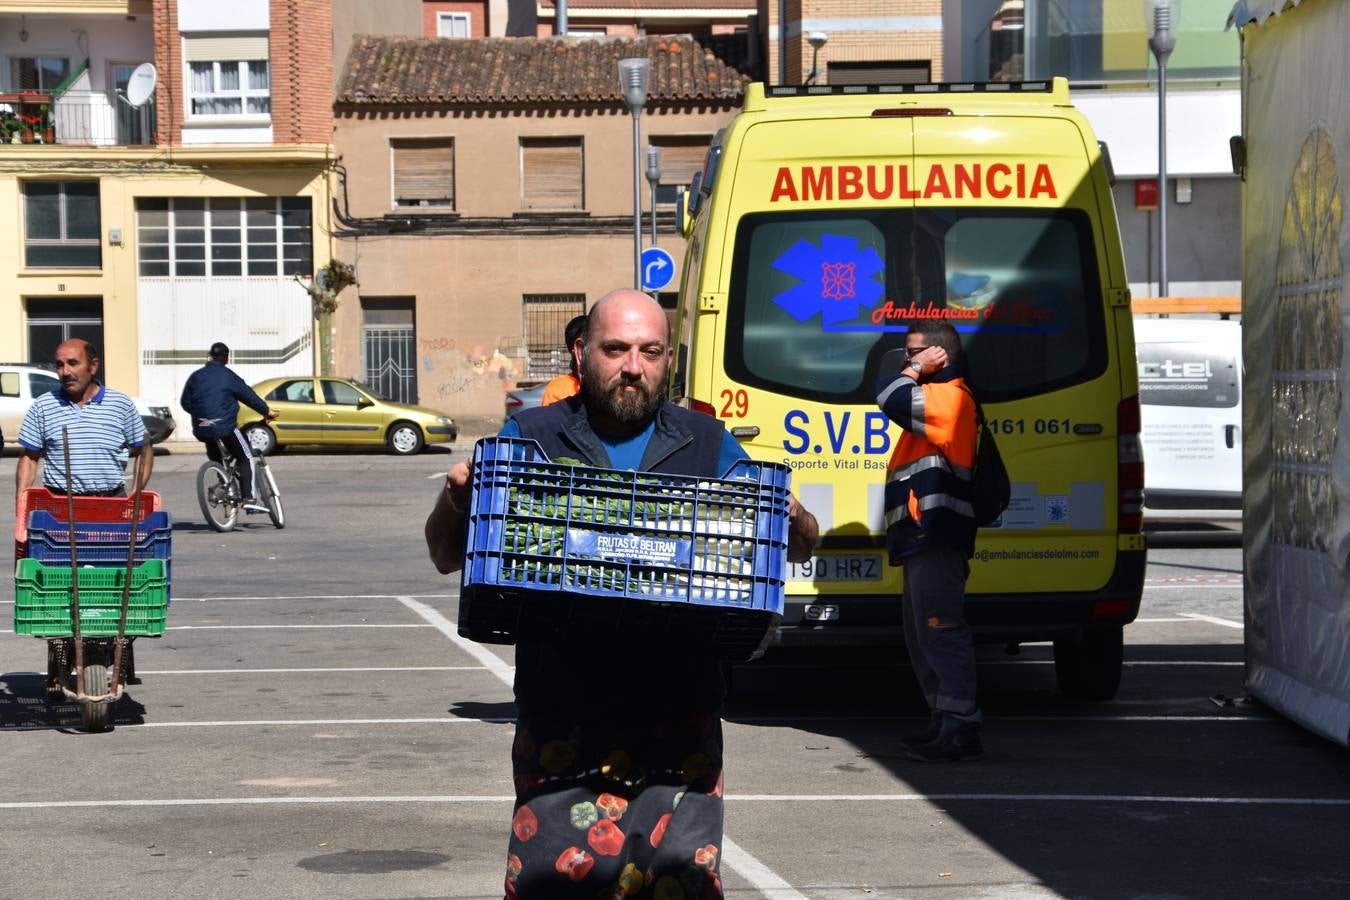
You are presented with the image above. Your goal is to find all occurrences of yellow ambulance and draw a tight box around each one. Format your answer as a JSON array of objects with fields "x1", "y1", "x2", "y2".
[{"x1": 673, "y1": 78, "x2": 1145, "y2": 699}]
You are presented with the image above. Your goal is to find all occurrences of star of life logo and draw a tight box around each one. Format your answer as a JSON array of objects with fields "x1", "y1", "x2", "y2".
[{"x1": 770, "y1": 234, "x2": 884, "y2": 325}]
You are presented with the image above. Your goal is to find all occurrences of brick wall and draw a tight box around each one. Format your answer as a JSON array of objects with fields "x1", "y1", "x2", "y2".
[
  {"x1": 272, "y1": 0, "x2": 334, "y2": 145},
  {"x1": 424, "y1": 1, "x2": 490, "y2": 38},
  {"x1": 153, "y1": 0, "x2": 332, "y2": 147},
  {"x1": 767, "y1": 0, "x2": 943, "y2": 85},
  {"x1": 152, "y1": 0, "x2": 182, "y2": 146}
]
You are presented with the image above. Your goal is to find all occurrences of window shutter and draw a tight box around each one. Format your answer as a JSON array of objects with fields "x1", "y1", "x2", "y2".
[
  {"x1": 521, "y1": 139, "x2": 583, "y2": 210},
  {"x1": 392, "y1": 140, "x2": 455, "y2": 208},
  {"x1": 651, "y1": 136, "x2": 711, "y2": 187},
  {"x1": 185, "y1": 35, "x2": 270, "y2": 61}
]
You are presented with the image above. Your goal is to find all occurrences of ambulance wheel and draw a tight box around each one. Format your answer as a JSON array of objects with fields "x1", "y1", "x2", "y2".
[{"x1": 1053, "y1": 625, "x2": 1123, "y2": 701}]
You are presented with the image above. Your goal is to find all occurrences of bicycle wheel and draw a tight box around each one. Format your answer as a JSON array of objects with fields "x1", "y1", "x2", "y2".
[
  {"x1": 258, "y1": 460, "x2": 285, "y2": 529},
  {"x1": 197, "y1": 460, "x2": 238, "y2": 532}
]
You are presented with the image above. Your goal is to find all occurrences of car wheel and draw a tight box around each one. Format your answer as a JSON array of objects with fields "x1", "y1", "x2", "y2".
[
  {"x1": 243, "y1": 423, "x2": 277, "y2": 456},
  {"x1": 1053, "y1": 624, "x2": 1124, "y2": 701},
  {"x1": 387, "y1": 421, "x2": 425, "y2": 455}
]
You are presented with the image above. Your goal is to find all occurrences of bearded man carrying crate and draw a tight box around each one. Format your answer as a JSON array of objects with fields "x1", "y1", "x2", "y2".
[{"x1": 427, "y1": 289, "x2": 819, "y2": 899}]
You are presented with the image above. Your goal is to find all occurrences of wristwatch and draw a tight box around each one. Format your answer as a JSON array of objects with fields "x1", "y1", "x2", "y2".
[{"x1": 908, "y1": 360, "x2": 924, "y2": 377}]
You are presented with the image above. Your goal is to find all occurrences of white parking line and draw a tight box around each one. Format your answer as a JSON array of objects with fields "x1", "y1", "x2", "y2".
[
  {"x1": 721, "y1": 836, "x2": 809, "y2": 899},
  {"x1": 168, "y1": 594, "x2": 455, "y2": 602},
  {"x1": 1179, "y1": 612, "x2": 1244, "y2": 629},
  {"x1": 96, "y1": 717, "x2": 503, "y2": 729},
  {"x1": 2, "y1": 792, "x2": 1345, "y2": 812},
  {"x1": 0, "y1": 713, "x2": 1268, "y2": 732},
  {"x1": 393, "y1": 596, "x2": 514, "y2": 683},
  {"x1": 136, "y1": 666, "x2": 488, "y2": 675},
  {"x1": 1143, "y1": 583, "x2": 1242, "y2": 590},
  {"x1": 167, "y1": 624, "x2": 433, "y2": 630},
  {"x1": 390, "y1": 596, "x2": 800, "y2": 899}
]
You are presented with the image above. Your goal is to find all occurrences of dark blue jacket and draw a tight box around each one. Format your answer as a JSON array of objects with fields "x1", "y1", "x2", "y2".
[
  {"x1": 180, "y1": 360, "x2": 269, "y2": 440},
  {"x1": 513, "y1": 394, "x2": 727, "y2": 476},
  {"x1": 509, "y1": 396, "x2": 732, "y2": 719}
]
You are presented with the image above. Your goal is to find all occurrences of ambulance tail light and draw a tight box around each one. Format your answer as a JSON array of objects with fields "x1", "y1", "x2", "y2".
[
  {"x1": 688, "y1": 397, "x2": 717, "y2": 418},
  {"x1": 1117, "y1": 396, "x2": 1144, "y2": 533},
  {"x1": 872, "y1": 108, "x2": 953, "y2": 117}
]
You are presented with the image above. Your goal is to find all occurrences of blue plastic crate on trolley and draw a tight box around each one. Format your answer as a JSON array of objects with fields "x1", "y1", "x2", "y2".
[
  {"x1": 23, "y1": 509, "x2": 174, "y2": 599},
  {"x1": 458, "y1": 437, "x2": 792, "y2": 661}
]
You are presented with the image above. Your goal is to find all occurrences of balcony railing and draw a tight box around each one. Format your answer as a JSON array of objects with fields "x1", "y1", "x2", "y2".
[{"x1": 1, "y1": 90, "x2": 156, "y2": 147}]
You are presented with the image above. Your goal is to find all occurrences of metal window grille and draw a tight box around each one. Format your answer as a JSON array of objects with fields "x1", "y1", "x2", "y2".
[
  {"x1": 522, "y1": 293, "x2": 584, "y2": 381},
  {"x1": 363, "y1": 325, "x2": 417, "y2": 404}
]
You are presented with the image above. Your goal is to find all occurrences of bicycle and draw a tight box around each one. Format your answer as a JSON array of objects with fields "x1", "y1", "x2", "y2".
[{"x1": 196, "y1": 437, "x2": 284, "y2": 532}]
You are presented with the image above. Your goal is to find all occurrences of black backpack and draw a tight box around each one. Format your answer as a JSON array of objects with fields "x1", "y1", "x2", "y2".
[{"x1": 968, "y1": 396, "x2": 1011, "y2": 526}]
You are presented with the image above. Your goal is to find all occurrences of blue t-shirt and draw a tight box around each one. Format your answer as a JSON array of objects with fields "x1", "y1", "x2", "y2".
[{"x1": 499, "y1": 416, "x2": 745, "y2": 473}]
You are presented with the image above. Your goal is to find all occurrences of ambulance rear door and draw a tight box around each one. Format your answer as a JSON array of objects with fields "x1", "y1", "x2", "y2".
[{"x1": 910, "y1": 112, "x2": 1123, "y2": 599}]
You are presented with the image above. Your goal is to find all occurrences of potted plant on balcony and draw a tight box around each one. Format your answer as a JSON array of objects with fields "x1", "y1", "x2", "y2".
[
  {"x1": 0, "y1": 108, "x2": 21, "y2": 144},
  {"x1": 37, "y1": 103, "x2": 53, "y2": 143},
  {"x1": 23, "y1": 104, "x2": 53, "y2": 144}
]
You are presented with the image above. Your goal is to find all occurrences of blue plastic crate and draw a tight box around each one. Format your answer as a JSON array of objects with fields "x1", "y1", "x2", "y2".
[
  {"x1": 459, "y1": 437, "x2": 791, "y2": 660},
  {"x1": 25, "y1": 510, "x2": 172, "y2": 564},
  {"x1": 25, "y1": 510, "x2": 173, "y2": 599}
]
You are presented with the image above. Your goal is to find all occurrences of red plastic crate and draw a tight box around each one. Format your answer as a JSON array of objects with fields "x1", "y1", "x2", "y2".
[{"x1": 14, "y1": 488, "x2": 162, "y2": 546}]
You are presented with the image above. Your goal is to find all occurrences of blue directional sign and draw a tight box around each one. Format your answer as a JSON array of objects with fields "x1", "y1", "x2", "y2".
[{"x1": 640, "y1": 247, "x2": 676, "y2": 292}]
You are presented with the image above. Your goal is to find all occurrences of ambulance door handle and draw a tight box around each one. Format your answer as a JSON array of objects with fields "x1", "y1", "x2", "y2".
[
  {"x1": 1225, "y1": 424, "x2": 1238, "y2": 449},
  {"x1": 730, "y1": 425, "x2": 760, "y2": 439}
]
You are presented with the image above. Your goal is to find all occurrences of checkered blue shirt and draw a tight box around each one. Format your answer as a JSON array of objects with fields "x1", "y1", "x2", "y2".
[{"x1": 18, "y1": 385, "x2": 146, "y2": 493}]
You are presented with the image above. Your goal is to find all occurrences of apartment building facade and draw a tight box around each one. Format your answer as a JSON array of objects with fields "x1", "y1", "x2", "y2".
[
  {"x1": 332, "y1": 34, "x2": 745, "y2": 426},
  {"x1": 0, "y1": 0, "x2": 333, "y2": 429}
]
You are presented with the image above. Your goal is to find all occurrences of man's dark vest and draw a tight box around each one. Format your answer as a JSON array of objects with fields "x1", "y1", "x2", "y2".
[
  {"x1": 507, "y1": 397, "x2": 731, "y2": 718},
  {"x1": 513, "y1": 395, "x2": 726, "y2": 476}
]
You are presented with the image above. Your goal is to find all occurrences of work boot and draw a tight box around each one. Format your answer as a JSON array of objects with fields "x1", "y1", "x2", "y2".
[
  {"x1": 907, "y1": 721, "x2": 983, "y2": 762},
  {"x1": 899, "y1": 714, "x2": 942, "y2": 750}
]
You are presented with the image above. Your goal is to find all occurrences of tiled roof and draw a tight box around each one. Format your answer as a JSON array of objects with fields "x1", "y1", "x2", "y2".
[{"x1": 338, "y1": 35, "x2": 751, "y2": 106}]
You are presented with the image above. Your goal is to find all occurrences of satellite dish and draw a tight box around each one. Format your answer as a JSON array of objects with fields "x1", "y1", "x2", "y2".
[{"x1": 125, "y1": 63, "x2": 157, "y2": 108}]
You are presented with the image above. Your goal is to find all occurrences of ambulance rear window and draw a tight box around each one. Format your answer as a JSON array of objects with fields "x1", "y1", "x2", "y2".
[{"x1": 726, "y1": 208, "x2": 1108, "y2": 404}]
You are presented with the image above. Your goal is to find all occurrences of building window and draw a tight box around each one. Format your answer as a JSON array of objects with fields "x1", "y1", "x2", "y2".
[
  {"x1": 520, "y1": 138, "x2": 584, "y2": 211},
  {"x1": 8, "y1": 56, "x2": 71, "y2": 91},
  {"x1": 183, "y1": 35, "x2": 271, "y2": 118},
  {"x1": 650, "y1": 135, "x2": 712, "y2": 204},
  {"x1": 437, "y1": 12, "x2": 471, "y2": 38},
  {"x1": 23, "y1": 181, "x2": 101, "y2": 268},
  {"x1": 391, "y1": 139, "x2": 455, "y2": 209},
  {"x1": 188, "y1": 60, "x2": 271, "y2": 116},
  {"x1": 136, "y1": 197, "x2": 312, "y2": 278},
  {"x1": 522, "y1": 293, "x2": 585, "y2": 380}
]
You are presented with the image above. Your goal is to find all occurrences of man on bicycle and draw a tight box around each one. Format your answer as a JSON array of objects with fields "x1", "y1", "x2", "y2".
[{"x1": 180, "y1": 342, "x2": 277, "y2": 514}]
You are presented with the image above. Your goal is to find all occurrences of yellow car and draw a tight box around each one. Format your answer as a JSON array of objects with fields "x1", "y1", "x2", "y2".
[{"x1": 237, "y1": 376, "x2": 459, "y2": 455}]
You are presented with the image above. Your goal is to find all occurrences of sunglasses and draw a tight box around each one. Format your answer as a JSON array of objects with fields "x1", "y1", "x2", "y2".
[{"x1": 904, "y1": 346, "x2": 932, "y2": 358}]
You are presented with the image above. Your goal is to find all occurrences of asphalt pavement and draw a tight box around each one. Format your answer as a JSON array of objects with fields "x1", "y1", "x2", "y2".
[{"x1": 0, "y1": 444, "x2": 1346, "y2": 899}]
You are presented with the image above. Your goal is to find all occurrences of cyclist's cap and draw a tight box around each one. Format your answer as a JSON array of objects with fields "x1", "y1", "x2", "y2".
[{"x1": 209, "y1": 342, "x2": 230, "y2": 359}]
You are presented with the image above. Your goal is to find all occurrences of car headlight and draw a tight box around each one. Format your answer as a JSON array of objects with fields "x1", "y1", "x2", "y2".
[{"x1": 150, "y1": 406, "x2": 171, "y2": 419}]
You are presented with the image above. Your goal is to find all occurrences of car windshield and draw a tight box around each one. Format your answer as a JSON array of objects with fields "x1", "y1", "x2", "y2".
[{"x1": 726, "y1": 208, "x2": 1108, "y2": 404}]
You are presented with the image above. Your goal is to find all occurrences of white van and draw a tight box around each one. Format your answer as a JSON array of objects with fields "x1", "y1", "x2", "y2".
[{"x1": 1133, "y1": 318, "x2": 1242, "y2": 524}]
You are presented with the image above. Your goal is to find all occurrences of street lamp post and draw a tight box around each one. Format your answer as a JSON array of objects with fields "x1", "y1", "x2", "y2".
[
  {"x1": 806, "y1": 31, "x2": 828, "y2": 85},
  {"x1": 618, "y1": 58, "x2": 650, "y2": 290},
  {"x1": 1147, "y1": 0, "x2": 1178, "y2": 297},
  {"x1": 645, "y1": 145, "x2": 663, "y2": 252}
]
